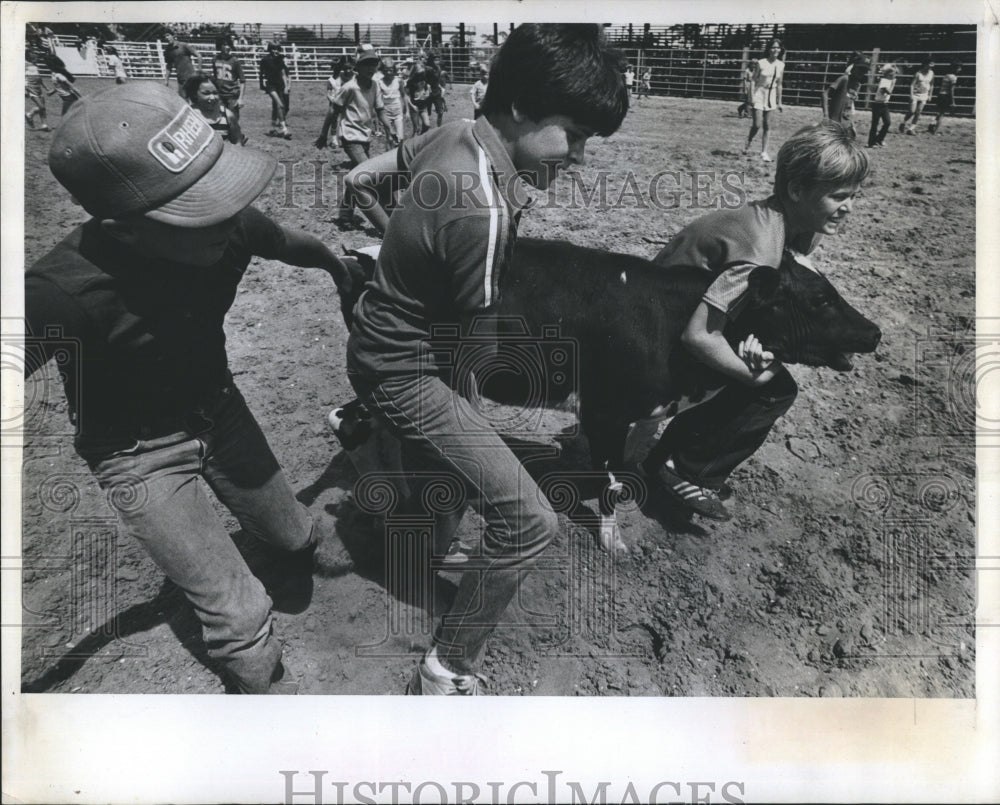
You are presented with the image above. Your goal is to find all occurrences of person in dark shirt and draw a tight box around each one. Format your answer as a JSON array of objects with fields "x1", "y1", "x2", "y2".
[
  {"x1": 258, "y1": 41, "x2": 291, "y2": 138},
  {"x1": 423, "y1": 51, "x2": 448, "y2": 127},
  {"x1": 25, "y1": 82, "x2": 352, "y2": 694},
  {"x1": 163, "y1": 30, "x2": 201, "y2": 98}
]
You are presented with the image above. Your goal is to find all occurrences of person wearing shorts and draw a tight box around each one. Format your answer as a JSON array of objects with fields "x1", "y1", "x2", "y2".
[
  {"x1": 899, "y1": 56, "x2": 935, "y2": 134},
  {"x1": 259, "y1": 42, "x2": 291, "y2": 138},
  {"x1": 745, "y1": 38, "x2": 784, "y2": 161}
]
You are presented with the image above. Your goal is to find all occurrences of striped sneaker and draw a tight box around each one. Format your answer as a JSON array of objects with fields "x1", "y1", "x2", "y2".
[{"x1": 655, "y1": 459, "x2": 731, "y2": 521}]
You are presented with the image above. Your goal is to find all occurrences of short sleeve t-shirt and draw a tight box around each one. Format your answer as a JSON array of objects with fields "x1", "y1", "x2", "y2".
[
  {"x1": 652, "y1": 196, "x2": 821, "y2": 318},
  {"x1": 347, "y1": 117, "x2": 528, "y2": 377},
  {"x1": 911, "y1": 68, "x2": 934, "y2": 99},
  {"x1": 165, "y1": 41, "x2": 199, "y2": 82},
  {"x1": 874, "y1": 76, "x2": 896, "y2": 103},
  {"x1": 333, "y1": 77, "x2": 384, "y2": 142},
  {"x1": 24, "y1": 206, "x2": 285, "y2": 437},
  {"x1": 212, "y1": 53, "x2": 245, "y2": 100}
]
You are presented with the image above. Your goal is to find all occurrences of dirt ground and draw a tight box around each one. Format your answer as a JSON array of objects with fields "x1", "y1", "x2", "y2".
[{"x1": 18, "y1": 76, "x2": 976, "y2": 697}]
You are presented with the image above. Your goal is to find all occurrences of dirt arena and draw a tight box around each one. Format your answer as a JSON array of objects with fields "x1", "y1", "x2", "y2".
[{"x1": 19, "y1": 76, "x2": 976, "y2": 696}]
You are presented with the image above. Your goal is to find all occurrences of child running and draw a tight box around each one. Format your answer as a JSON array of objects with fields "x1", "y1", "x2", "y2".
[
  {"x1": 341, "y1": 24, "x2": 628, "y2": 694},
  {"x1": 25, "y1": 51, "x2": 52, "y2": 131},
  {"x1": 645, "y1": 121, "x2": 869, "y2": 522},
  {"x1": 899, "y1": 55, "x2": 935, "y2": 135},
  {"x1": 867, "y1": 63, "x2": 897, "y2": 148},
  {"x1": 186, "y1": 74, "x2": 246, "y2": 145},
  {"x1": 377, "y1": 59, "x2": 406, "y2": 146},
  {"x1": 928, "y1": 62, "x2": 961, "y2": 134},
  {"x1": 745, "y1": 38, "x2": 785, "y2": 161},
  {"x1": 50, "y1": 66, "x2": 83, "y2": 116},
  {"x1": 315, "y1": 57, "x2": 354, "y2": 149}
]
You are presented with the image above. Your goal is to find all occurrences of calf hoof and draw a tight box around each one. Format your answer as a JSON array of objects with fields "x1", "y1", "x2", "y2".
[{"x1": 598, "y1": 514, "x2": 627, "y2": 553}]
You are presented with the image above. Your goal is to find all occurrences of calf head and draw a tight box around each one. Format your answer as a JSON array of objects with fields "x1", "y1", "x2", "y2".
[{"x1": 737, "y1": 254, "x2": 881, "y2": 371}]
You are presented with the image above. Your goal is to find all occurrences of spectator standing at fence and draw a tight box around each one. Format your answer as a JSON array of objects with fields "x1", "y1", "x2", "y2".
[
  {"x1": 898, "y1": 55, "x2": 934, "y2": 135},
  {"x1": 822, "y1": 58, "x2": 869, "y2": 139},
  {"x1": 185, "y1": 74, "x2": 246, "y2": 145},
  {"x1": 867, "y1": 63, "x2": 897, "y2": 148},
  {"x1": 744, "y1": 39, "x2": 784, "y2": 161},
  {"x1": 377, "y1": 59, "x2": 406, "y2": 146},
  {"x1": 316, "y1": 57, "x2": 354, "y2": 149},
  {"x1": 25, "y1": 51, "x2": 52, "y2": 131},
  {"x1": 624, "y1": 64, "x2": 635, "y2": 94},
  {"x1": 333, "y1": 44, "x2": 389, "y2": 227},
  {"x1": 26, "y1": 82, "x2": 354, "y2": 694},
  {"x1": 342, "y1": 23, "x2": 629, "y2": 695},
  {"x1": 259, "y1": 42, "x2": 291, "y2": 139},
  {"x1": 105, "y1": 46, "x2": 127, "y2": 84},
  {"x1": 928, "y1": 62, "x2": 961, "y2": 134},
  {"x1": 163, "y1": 30, "x2": 201, "y2": 99},
  {"x1": 470, "y1": 64, "x2": 489, "y2": 119},
  {"x1": 212, "y1": 37, "x2": 245, "y2": 118}
]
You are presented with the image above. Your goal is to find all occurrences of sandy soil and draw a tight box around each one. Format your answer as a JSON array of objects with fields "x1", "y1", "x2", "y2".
[{"x1": 19, "y1": 77, "x2": 975, "y2": 696}]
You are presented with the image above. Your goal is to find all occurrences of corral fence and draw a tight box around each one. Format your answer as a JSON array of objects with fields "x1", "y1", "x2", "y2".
[{"x1": 42, "y1": 35, "x2": 976, "y2": 117}]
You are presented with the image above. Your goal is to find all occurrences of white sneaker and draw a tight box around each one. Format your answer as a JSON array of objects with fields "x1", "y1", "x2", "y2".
[
  {"x1": 406, "y1": 658, "x2": 486, "y2": 695},
  {"x1": 761, "y1": 152, "x2": 772, "y2": 162}
]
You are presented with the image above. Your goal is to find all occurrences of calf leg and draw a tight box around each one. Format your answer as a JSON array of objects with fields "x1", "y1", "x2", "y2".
[{"x1": 583, "y1": 412, "x2": 631, "y2": 552}]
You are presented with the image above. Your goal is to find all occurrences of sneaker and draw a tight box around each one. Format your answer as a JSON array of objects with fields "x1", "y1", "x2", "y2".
[
  {"x1": 282, "y1": 130, "x2": 292, "y2": 140},
  {"x1": 898, "y1": 122, "x2": 906, "y2": 133},
  {"x1": 406, "y1": 658, "x2": 486, "y2": 695},
  {"x1": 905, "y1": 129, "x2": 916, "y2": 136},
  {"x1": 654, "y1": 460, "x2": 731, "y2": 521},
  {"x1": 441, "y1": 539, "x2": 473, "y2": 565},
  {"x1": 314, "y1": 137, "x2": 328, "y2": 148},
  {"x1": 761, "y1": 152, "x2": 772, "y2": 162}
]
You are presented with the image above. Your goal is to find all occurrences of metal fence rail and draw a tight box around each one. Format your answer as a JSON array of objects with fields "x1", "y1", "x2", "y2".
[{"x1": 45, "y1": 36, "x2": 976, "y2": 117}]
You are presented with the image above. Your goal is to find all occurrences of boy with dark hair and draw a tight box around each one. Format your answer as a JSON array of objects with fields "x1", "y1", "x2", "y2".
[
  {"x1": 644, "y1": 121, "x2": 870, "y2": 521},
  {"x1": 928, "y1": 61, "x2": 962, "y2": 134},
  {"x1": 822, "y1": 58, "x2": 870, "y2": 139},
  {"x1": 341, "y1": 23, "x2": 628, "y2": 694},
  {"x1": 24, "y1": 83, "x2": 352, "y2": 694},
  {"x1": 163, "y1": 30, "x2": 201, "y2": 98},
  {"x1": 212, "y1": 36, "x2": 245, "y2": 117}
]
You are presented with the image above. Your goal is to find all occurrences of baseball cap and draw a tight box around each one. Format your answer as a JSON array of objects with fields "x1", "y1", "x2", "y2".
[
  {"x1": 48, "y1": 82, "x2": 276, "y2": 227},
  {"x1": 356, "y1": 43, "x2": 379, "y2": 64}
]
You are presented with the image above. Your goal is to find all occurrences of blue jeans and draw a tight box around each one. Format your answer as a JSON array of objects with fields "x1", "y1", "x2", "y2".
[
  {"x1": 77, "y1": 384, "x2": 313, "y2": 693},
  {"x1": 348, "y1": 371, "x2": 559, "y2": 673},
  {"x1": 642, "y1": 367, "x2": 798, "y2": 490}
]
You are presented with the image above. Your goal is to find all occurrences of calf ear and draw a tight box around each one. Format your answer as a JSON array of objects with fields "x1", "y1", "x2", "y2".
[{"x1": 746, "y1": 265, "x2": 781, "y2": 302}]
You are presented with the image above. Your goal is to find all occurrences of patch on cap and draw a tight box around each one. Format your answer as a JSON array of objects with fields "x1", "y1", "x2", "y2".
[{"x1": 148, "y1": 105, "x2": 214, "y2": 172}]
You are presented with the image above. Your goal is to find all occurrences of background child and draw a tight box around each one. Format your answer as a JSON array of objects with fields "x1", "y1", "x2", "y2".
[
  {"x1": 645, "y1": 121, "x2": 869, "y2": 521},
  {"x1": 928, "y1": 61, "x2": 961, "y2": 133},
  {"x1": 25, "y1": 51, "x2": 52, "y2": 131},
  {"x1": 868, "y1": 62, "x2": 897, "y2": 147},
  {"x1": 211, "y1": 37, "x2": 245, "y2": 118},
  {"x1": 186, "y1": 74, "x2": 246, "y2": 145},
  {"x1": 315, "y1": 56, "x2": 353, "y2": 148},
  {"x1": 50, "y1": 66, "x2": 83, "y2": 115},
  {"x1": 899, "y1": 55, "x2": 935, "y2": 134},
  {"x1": 333, "y1": 45, "x2": 390, "y2": 227},
  {"x1": 470, "y1": 63, "x2": 489, "y2": 118},
  {"x1": 259, "y1": 41, "x2": 291, "y2": 139},
  {"x1": 736, "y1": 61, "x2": 753, "y2": 118},
  {"x1": 404, "y1": 62, "x2": 431, "y2": 135},
  {"x1": 104, "y1": 45, "x2": 128, "y2": 84},
  {"x1": 823, "y1": 57, "x2": 869, "y2": 139},
  {"x1": 377, "y1": 59, "x2": 405, "y2": 146},
  {"x1": 745, "y1": 38, "x2": 785, "y2": 161}
]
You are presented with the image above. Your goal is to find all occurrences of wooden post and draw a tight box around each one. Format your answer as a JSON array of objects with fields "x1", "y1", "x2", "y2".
[
  {"x1": 701, "y1": 48, "x2": 707, "y2": 95},
  {"x1": 458, "y1": 23, "x2": 465, "y2": 48},
  {"x1": 354, "y1": 23, "x2": 360, "y2": 45},
  {"x1": 865, "y1": 47, "x2": 881, "y2": 111},
  {"x1": 493, "y1": 22, "x2": 498, "y2": 44}
]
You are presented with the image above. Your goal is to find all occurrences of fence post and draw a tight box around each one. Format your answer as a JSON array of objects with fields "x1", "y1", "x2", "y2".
[
  {"x1": 700, "y1": 48, "x2": 707, "y2": 96},
  {"x1": 866, "y1": 47, "x2": 881, "y2": 111},
  {"x1": 155, "y1": 39, "x2": 166, "y2": 80},
  {"x1": 292, "y1": 43, "x2": 299, "y2": 80}
]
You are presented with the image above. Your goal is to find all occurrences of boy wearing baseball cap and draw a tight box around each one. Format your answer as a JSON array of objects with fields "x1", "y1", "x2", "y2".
[{"x1": 24, "y1": 83, "x2": 352, "y2": 694}]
